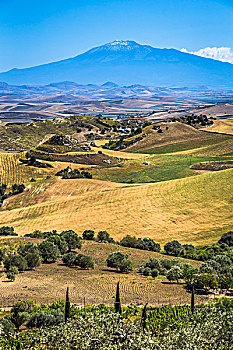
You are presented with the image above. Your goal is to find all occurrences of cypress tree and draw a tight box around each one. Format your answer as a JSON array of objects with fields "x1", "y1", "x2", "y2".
[
  {"x1": 115, "y1": 281, "x2": 121, "y2": 314},
  {"x1": 140, "y1": 302, "x2": 148, "y2": 332},
  {"x1": 65, "y1": 287, "x2": 70, "y2": 322},
  {"x1": 191, "y1": 285, "x2": 195, "y2": 314}
]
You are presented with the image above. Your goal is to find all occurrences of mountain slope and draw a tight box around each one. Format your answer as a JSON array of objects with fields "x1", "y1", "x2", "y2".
[{"x1": 1, "y1": 40, "x2": 233, "y2": 87}]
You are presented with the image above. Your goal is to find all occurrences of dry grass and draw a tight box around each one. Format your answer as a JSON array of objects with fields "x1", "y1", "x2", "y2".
[
  {"x1": 202, "y1": 119, "x2": 233, "y2": 135},
  {"x1": 125, "y1": 122, "x2": 232, "y2": 154},
  {"x1": 0, "y1": 240, "x2": 203, "y2": 307},
  {"x1": 0, "y1": 168, "x2": 232, "y2": 245}
]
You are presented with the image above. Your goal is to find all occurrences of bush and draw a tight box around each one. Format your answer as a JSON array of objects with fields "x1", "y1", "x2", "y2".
[
  {"x1": 97, "y1": 230, "x2": 111, "y2": 242},
  {"x1": 164, "y1": 240, "x2": 183, "y2": 256},
  {"x1": 137, "y1": 238, "x2": 161, "y2": 252},
  {"x1": 38, "y1": 241, "x2": 59, "y2": 263},
  {"x1": 106, "y1": 251, "x2": 126, "y2": 271},
  {"x1": 218, "y1": 231, "x2": 233, "y2": 246},
  {"x1": 47, "y1": 235, "x2": 68, "y2": 255},
  {"x1": 77, "y1": 255, "x2": 94, "y2": 269},
  {"x1": 62, "y1": 252, "x2": 77, "y2": 267},
  {"x1": 119, "y1": 258, "x2": 133, "y2": 273},
  {"x1": 151, "y1": 268, "x2": 159, "y2": 278},
  {"x1": 82, "y1": 230, "x2": 95, "y2": 240},
  {"x1": 27, "y1": 310, "x2": 64, "y2": 328},
  {"x1": 6, "y1": 266, "x2": 19, "y2": 281},
  {"x1": 120, "y1": 235, "x2": 138, "y2": 248},
  {"x1": 0, "y1": 226, "x2": 17, "y2": 236},
  {"x1": 18, "y1": 242, "x2": 41, "y2": 269},
  {"x1": 61, "y1": 230, "x2": 82, "y2": 251},
  {"x1": 166, "y1": 266, "x2": 183, "y2": 283},
  {"x1": 4, "y1": 254, "x2": 28, "y2": 271},
  {"x1": 142, "y1": 267, "x2": 151, "y2": 276}
]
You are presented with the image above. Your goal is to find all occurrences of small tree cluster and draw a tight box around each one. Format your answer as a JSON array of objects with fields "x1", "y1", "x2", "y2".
[
  {"x1": 120, "y1": 235, "x2": 161, "y2": 252},
  {"x1": 106, "y1": 251, "x2": 133, "y2": 273},
  {"x1": 62, "y1": 252, "x2": 94, "y2": 269}
]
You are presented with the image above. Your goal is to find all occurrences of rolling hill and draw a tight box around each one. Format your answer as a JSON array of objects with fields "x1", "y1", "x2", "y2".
[
  {"x1": 0, "y1": 168, "x2": 232, "y2": 245},
  {"x1": 1, "y1": 40, "x2": 233, "y2": 87}
]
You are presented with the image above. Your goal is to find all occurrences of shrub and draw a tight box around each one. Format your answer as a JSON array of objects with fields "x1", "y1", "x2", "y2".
[
  {"x1": 119, "y1": 258, "x2": 133, "y2": 273},
  {"x1": 142, "y1": 267, "x2": 151, "y2": 276},
  {"x1": 137, "y1": 238, "x2": 161, "y2": 252},
  {"x1": 62, "y1": 252, "x2": 77, "y2": 267},
  {"x1": 167, "y1": 266, "x2": 183, "y2": 283},
  {"x1": 47, "y1": 235, "x2": 68, "y2": 255},
  {"x1": 218, "y1": 231, "x2": 233, "y2": 246},
  {"x1": 61, "y1": 230, "x2": 82, "y2": 251},
  {"x1": 97, "y1": 230, "x2": 111, "y2": 242},
  {"x1": 4, "y1": 254, "x2": 28, "y2": 271},
  {"x1": 120, "y1": 235, "x2": 138, "y2": 248},
  {"x1": 106, "y1": 251, "x2": 126, "y2": 271},
  {"x1": 18, "y1": 242, "x2": 41, "y2": 269},
  {"x1": 0, "y1": 226, "x2": 17, "y2": 236},
  {"x1": 27, "y1": 310, "x2": 64, "y2": 328},
  {"x1": 77, "y1": 255, "x2": 94, "y2": 269},
  {"x1": 6, "y1": 266, "x2": 19, "y2": 281},
  {"x1": 82, "y1": 230, "x2": 95, "y2": 240},
  {"x1": 164, "y1": 240, "x2": 183, "y2": 256},
  {"x1": 151, "y1": 268, "x2": 159, "y2": 278},
  {"x1": 9, "y1": 301, "x2": 36, "y2": 331},
  {"x1": 38, "y1": 241, "x2": 59, "y2": 263}
]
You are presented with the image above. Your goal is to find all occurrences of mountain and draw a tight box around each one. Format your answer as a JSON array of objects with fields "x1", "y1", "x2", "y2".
[{"x1": 1, "y1": 40, "x2": 233, "y2": 87}]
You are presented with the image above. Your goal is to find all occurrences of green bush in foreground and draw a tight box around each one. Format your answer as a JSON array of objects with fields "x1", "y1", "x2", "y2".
[{"x1": 1, "y1": 303, "x2": 232, "y2": 350}]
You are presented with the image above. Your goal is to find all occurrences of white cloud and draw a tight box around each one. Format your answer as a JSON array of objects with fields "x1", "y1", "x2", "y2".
[{"x1": 180, "y1": 47, "x2": 233, "y2": 64}]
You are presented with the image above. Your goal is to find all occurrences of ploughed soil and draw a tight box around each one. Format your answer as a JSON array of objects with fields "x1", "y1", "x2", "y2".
[{"x1": 191, "y1": 160, "x2": 233, "y2": 171}]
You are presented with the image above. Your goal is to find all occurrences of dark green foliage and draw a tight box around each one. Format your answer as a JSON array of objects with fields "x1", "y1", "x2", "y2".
[
  {"x1": 218, "y1": 231, "x2": 233, "y2": 246},
  {"x1": 9, "y1": 301, "x2": 36, "y2": 330},
  {"x1": 166, "y1": 266, "x2": 183, "y2": 283},
  {"x1": 115, "y1": 282, "x2": 121, "y2": 314},
  {"x1": 4, "y1": 254, "x2": 28, "y2": 271},
  {"x1": 65, "y1": 287, "x2": 70, "y2": 323},
  {"x1": 47, "y1": 235, "x2": 68, "y2": 254},
  {"x1": 38, "y1": 241, "x2": 59, "y2": 263},
  {"x1": 137, "y1": 238, "x2": 161, "y2": 252},
  {"x1": 151, "y1": 268, "x2": 159, "y2": 278},
  {"x1": 17, "y1": 242, "x2": 41, "y2": 269},
  {"x1": 106, "y1": 251, "x2": 133, "y2": 273},
  {"x1": 193, "y1": 273, "x2": 218, "y2": 290},
  {"x1": 62, "y1": 252, "x2": 77, "y2": 266},
  {"x1": 0, "y1": 226, "x2": 17, "y2": 236},
  {"x1": 97, "y1": 230, "x2": 112, "y2": 243},
  {"x1": 140, "y1": 303, "x2": 148, "y2": 332},
  {"x1": 164, "y1": 240, "x2": 183, "y2": 256},
  {"x1": 120, "y1": 235, "x2": 138, "y2": 248},
  {"x1": 55, "y1": 167, "x2": 92, "y2": 179},
  {"x1": 11, "y1": 183, "x2": 25, "y2": 195},
  {"x1": 27, "y1": 310, "x2": 64, "y2": 328},
  {"x1": 142, "y1": 267, "x2": 152, "y2": 276},
  {"x1": 82, "y1": 230, "x2": 95, "y2": 240},
  {"x1": 191, "y1": 286, "x2": 195, "y2": 314},
  {"x1": 119, "y1": 257, "x2": 133, "y2": 273},
  {"x1": 0, "y1": 318, "x2": 15, "y2": 334},
  {"x1": 119, "y1": 235, "x2": 161, "y2": 252},
  {"x1": 6, "y1": 266, "x2": 19, "y2": 281},
  {"x1": 77, "y1": 255, "x2": 94, "y2": 269},
  {"x1": 61, "y1": 230, "x2": 82, "y2": 251}
]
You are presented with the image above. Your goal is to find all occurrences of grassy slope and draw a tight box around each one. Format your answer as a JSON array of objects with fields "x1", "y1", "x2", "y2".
[
  {"x1": 125, "y1": 122, "x2": 233, "y2": 154},
  {"x1": 203, "y1": 119, "x2": 233, "y2": 135},
  {"x1": 1, "y1": 169, "x2": 232, "y2": 245},
  {"x1": 0, "y1": 239, "x2": 202, "y2": 307}
]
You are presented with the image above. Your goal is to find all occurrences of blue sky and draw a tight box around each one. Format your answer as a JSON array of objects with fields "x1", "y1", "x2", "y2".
[{"x1": 0, "y1": 0, "x2": 233, "y2": 72}]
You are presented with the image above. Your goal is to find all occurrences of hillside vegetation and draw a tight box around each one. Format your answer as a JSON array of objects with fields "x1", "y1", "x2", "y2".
[{"x1": 125, "y1": 122, "x2": 233, "y2": 154}]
